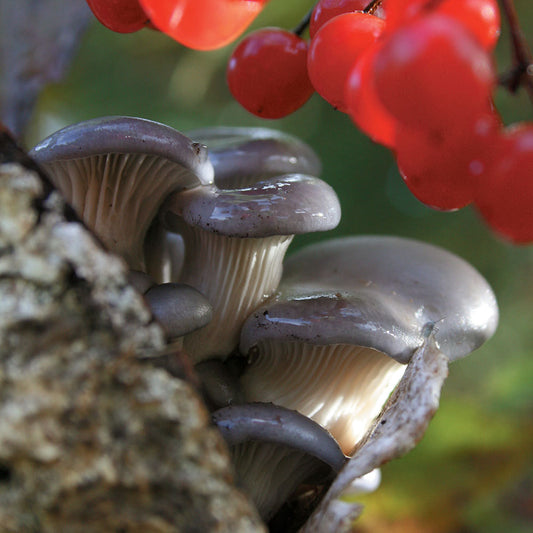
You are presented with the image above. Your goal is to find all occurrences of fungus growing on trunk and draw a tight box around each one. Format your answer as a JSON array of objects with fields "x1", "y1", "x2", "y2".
[
  {"x1": 240, "y1": 235, "x2": 499, "y2": 454},
  {"x1": 212, "y1": 403, "x2": 347, "y2": 522},
  {"x1": 29, "y1": 116, "x2": 213, "y2": 271},
  {"x1": 161, "y1": 174, "x2": 341, "y2": 362}
]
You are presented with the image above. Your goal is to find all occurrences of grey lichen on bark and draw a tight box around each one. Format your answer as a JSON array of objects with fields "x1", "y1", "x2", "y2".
[{"x1": 0, "y1": 152, "x2": 265, "y2": 532}]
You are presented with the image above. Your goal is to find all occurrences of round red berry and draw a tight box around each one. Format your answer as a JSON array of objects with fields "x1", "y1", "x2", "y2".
[
  {"x1": 308, "y1": 12, "x2": 385, "y2": 112},
  {"x1": 227, "y1": 28, "x2": 314, "y2": 119},
  {"x1": 373, "y1": 14, "x2": 495, "y2": 133},
  {"x1": 475, "y1": 124, "x2": 533, "y2": 243},
  {"x1": 345, "y1": 46, "x2": 397, "y2": 148},
  {"x1": 139, "y1": 0, "x2": 268, "y2": 50},
  {"x1": 86, "y1": 0, "x2": 148, "y2": 33}
]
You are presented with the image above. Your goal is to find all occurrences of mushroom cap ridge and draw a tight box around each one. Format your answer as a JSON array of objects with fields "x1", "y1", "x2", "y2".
[
  {"x1": 212, "y1": 403, "x2": 347, "y2": 473},
  {"x1": 240, "y1": 236, "x2": 499, "y2": 363},
  {"x1": 186, "y1": 126, "x2": 321, "y2": 188},
  {"x1": 30, "y1": 116, "x2": 214, "y2": 187},
  {"x1": 163, "y1": 174, "x2": 341, "y2": 238}
]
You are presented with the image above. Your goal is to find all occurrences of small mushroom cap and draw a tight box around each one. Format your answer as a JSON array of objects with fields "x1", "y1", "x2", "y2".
[
  {"x1": 30, "y1": 116, "x2": 214, "y2": 187},
  {"x1": 212, "y1": 403, "x2": 347, "y2": 473},
  {"x1": 144, "y1": 282, "x2": 213, "y2": 339},
  {"x1": 186, "y1": 126, "x2": 321, "y2": 188},
  {"x1": 163, "y1": 174, "x2": 341, "y2": 238},
  {"x1": 241, "y1": 236, "x2": 498, "y2": 363}
]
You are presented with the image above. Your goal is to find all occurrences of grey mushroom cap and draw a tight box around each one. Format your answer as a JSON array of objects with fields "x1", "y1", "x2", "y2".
[
  {"x1": 186, "y1": 126, "x2": 321, "y2": 189},
  {"x1": 240, "y1": 236, "x2": 499, "y2": 363},
  {"x1": 29, "y1": 116, "x2": 214, "y2": 270},
  {"x1": 144, "y1": 283, "x2": 213, "y2": 339},
  {"x1": 163, "y1": 174, "x2": 341, "y2": 238},
  {"x1": 212, "y1": 403, "x2": 347, "y2": 473},
  {"x1": 31, "y1": 116, "x2": 214, "y2": 187}
]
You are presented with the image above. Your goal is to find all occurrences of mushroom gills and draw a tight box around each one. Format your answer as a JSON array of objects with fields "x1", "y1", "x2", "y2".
[
  {"x1": 241, "y1": 341, "x2": 407, "y2": 455},
  {"x1": 41, "y1": 153, "x2": 196, "y2": 270},
  {"x1": 212, "y1": 403, "x2": 346, "y2": 523},
  {"x1": 172, "y1": 222, "x2": 292, "y2": 361},
  {"x1": 230, "y1": 441, "x2": 331, "y2": 522}
]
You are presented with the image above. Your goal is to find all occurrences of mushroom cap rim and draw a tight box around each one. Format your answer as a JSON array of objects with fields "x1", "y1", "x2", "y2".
[
  {"x1": 163, "y1": 174, "x2": 341, "y2": 238},
  {"x1": 30, "y1": 116, "x2": 214, "y2": 186}
]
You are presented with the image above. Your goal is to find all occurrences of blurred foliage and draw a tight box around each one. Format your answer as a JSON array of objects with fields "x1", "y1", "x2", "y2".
[{"x1": 25, "y1": 0, "x2": 533, "y2": 531}]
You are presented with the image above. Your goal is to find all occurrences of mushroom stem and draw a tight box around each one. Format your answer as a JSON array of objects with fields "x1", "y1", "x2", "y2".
[{"x1": 174, "y1": 224, "x2": 292, "y2": 361}]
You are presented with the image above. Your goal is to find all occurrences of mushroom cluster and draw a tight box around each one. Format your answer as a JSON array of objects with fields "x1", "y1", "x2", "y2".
[{"x1": 31, "y1": 117, "x2": 499, "y2": 531}]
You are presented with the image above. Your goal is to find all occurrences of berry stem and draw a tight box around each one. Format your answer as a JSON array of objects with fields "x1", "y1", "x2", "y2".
[
  {"x1": 363, "y1": 0, "x2": 382, "y2": 14},
  {"x1": 293, "y1": 2, "x2": 316, "y2": 36},
  {"x1": 499, "y1": 0, "x2": 533, "y2": 105}
]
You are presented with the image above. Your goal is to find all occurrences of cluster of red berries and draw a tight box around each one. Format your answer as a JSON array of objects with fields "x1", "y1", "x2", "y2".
[
  {"x1": 86, "y1": 0, "x2": 269, "y2": 50},
  {"x1": 227, "y1": 0, "x2": 532, "y2": 244},
  {"x1": 86, "y1": 0, "x2": 533, "y2": 244}
]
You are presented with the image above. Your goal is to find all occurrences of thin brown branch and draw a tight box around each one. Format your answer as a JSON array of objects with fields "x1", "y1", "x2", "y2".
[
  {"x1": 500, "y1": 0, "x2": 533, "y2": 105},
  {"x1": 293, "y1": 2, "x2": 316, "y2": 36},
  {"x1": 364, "y1": 0, "x2": 383, "y2": 14}
]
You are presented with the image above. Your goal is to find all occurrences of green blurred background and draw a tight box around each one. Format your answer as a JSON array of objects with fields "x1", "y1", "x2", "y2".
[{"x1": 25, "y1": 1, "x2": 533, "y2": 531}]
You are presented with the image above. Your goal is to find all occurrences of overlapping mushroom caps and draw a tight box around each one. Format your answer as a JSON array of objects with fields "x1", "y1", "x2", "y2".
[
  {"x1": 29, "y1": 116, "x2": 216, "y2": 345},
  {"x1": 186, "y1": 126, "x2": 322, "y2": 189},
  {"x1": 239, "y1": 236, "x2": 499, "y2": 455},
  {"x1": 30, "y1": 116, "x2": 214, "y2": 271},
  {"x1": 158, "y1": 128, "x2": 341, "y2": 363}
]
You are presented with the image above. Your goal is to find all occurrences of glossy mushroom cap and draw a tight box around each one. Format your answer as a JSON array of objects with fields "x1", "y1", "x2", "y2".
[
  {"x1": 187, "y1": 126, "x2": 322, "y2": 189},
  {"x1": 243, "y1": 235, "x2": 499, "y2": 362},
  {"x1": 30, "y1": 116, "x2": 214, "y2": 270},
  {"x1": 240, "y1": 236, "x2": 498, "y2": 453},
  {"x1": 213, "y1": 403, "x2": 347, "y2": 521},
  {"x1": 161, "y1": 174, "x2": 341, "y2": 363},
  {"x1": 144, "y1": 283, "x2": 213, "y2": 341}
]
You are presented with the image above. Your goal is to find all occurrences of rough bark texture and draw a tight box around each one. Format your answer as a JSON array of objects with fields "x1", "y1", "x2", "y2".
[{"x1": 0, "y1": 138, "x2": 265, "y2": 532}]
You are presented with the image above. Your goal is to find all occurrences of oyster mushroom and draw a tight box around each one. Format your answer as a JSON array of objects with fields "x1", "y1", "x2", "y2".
[
  {"x1": 29, "y1": 116, "x2": 213, "y2": 271},
  {"x1": 240, "y1": 235, "x2": 499, "y2": 455},
  {"x1": 146, "y1": 125, "x2": 323, "y2": 283},
  {"x1": 161, "y1": 174, "x2": 341, "y2": 363},
  {"x1": 186, "y1": 126, "x2": 322, "y2": 189},
  {"x1": 213, "y1": 403, "x2": 347, "y2": 522},
  {"x1": 144, "y1": 282, "x2": 213, "y2": 345}
]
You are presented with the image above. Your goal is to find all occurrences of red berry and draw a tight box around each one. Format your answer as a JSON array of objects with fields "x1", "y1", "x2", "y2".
[
  {"x1": 439, "y1": 0, "x2": 500, "y2": 50},
  {"x1": 395, "y1": 111, "x2": 501, "y2": 210},
  {"x1": 475, "y1": 124, "x2": 533, "y2": 243},
  {"x1": 309, "y1": 0, "x2": 385, "y2": 38},
  {"x1": 382, "y1": 0, "x2": 426, "y2": 30},
  {"x1": 345, "y1": 46, "x2": 397, "y2": 148},
  {"x1": 86, "y1": 0, "x2": 148, "y2": 33},
  {"x1": 383, "y1": 0, "x2": 500, "y2": 50},
  {"x1": 227, "y1": 28, "x2": 314, "y2": 119},
  {"x1": 373, "y1": 14, "x2": 495, "y2": 133},
  {"x1": 308, "y1": 12, "x2": 385, "y2": 112},
  {"x1": 139, "y1": 0, "x2": 268, "y2": 50}
]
